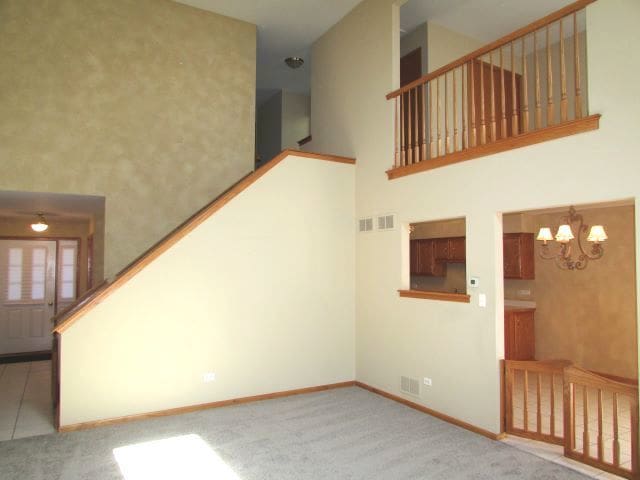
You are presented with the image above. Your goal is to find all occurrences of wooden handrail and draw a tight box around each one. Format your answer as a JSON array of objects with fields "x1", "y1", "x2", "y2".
[
  {"x1": 53, "y1": 149, "x2": 355, "y2": 334},
  {"x1": 387, "y1": 0, "x2": 596, "y2": 100}
]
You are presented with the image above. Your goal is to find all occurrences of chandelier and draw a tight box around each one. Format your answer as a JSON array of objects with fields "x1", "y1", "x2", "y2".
[{"x1": 536, "y1": 206, "x2": 608, "y2": 270}]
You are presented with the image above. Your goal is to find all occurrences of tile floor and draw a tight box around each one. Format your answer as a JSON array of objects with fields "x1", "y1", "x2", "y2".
[
  {"x1": 0, "y1": 360, "x2": 55, "y2": 441},
  {"x1": 502, "y1": 435, "x2": 626, "y2": 480}
]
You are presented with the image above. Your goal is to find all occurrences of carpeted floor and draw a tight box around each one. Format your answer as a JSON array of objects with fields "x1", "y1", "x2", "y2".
[{"x1": 0, "y1": 386, "x2": 592, "y2": 480}]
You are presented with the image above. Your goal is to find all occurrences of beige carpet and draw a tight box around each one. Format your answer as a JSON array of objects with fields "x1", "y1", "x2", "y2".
[{"x1": 0, "y1": 386, "x2": 592, "y2": 479}]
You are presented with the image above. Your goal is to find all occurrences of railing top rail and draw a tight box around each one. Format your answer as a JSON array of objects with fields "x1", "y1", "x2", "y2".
[
  {"x1": 386, "y1": 0, "x2": 596, "y2": 100},
  {"x1": 505, "y1": 359, "x2": 572, "y2": 373},
  {"x1": 564, "y1": 365, "x2": 639, "y2": 397}
]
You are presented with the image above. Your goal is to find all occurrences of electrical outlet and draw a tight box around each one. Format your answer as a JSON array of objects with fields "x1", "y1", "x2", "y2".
[
  {"x1": 423, "y1": 377, "x2": 432, "y2": 386},
  {"x1": 203, "y1": 372, "x2": 216, "y2": 383}
]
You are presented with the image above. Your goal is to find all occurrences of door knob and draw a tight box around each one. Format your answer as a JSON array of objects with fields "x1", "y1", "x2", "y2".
[{"x1": 48, "y1": 302, "x2": 54, "y2": 306}]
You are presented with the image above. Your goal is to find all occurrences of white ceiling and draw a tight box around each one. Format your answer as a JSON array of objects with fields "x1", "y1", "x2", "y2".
[
  {"x1": 174, "y1": 0, "x2": 362, "y2": 105},
  {"x1": 401, "y1": 0, "x2": 576, "y2": 42},
  {"x1": 0, "y1": 190, "x2": 105, "y2": 221}
]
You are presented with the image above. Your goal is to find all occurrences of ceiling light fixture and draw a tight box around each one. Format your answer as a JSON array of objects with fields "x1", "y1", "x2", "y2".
[
  {"x1": 284, "y1": 57, "x2": 304, "y2": 69},
  {"x1": 31, "y1": 213, "x2": 49, "y2": 233},
  {"x1": 536, "y1": 206, "x2": 607, "y2": 270}
]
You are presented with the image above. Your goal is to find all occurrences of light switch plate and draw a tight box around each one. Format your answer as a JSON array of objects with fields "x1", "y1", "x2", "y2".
[{"x1": 479, "y1": 293, "x2": 487, "y2": 307}]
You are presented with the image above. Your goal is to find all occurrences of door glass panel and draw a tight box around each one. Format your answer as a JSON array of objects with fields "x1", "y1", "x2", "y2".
[
  {"x1": 7, "y1": 248, "x2": 23, "y2": 301},
  {"x1": 31, "y1": 248, "x2": 46, "y2": 300},
  {"x1": 59, "y1": 245, "x2": 76, "y2": 301}
]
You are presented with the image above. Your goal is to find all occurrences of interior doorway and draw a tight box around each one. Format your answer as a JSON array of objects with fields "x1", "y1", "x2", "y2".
[{"x1": 500, "y1": 200, "x2": 639, "y2": 479}]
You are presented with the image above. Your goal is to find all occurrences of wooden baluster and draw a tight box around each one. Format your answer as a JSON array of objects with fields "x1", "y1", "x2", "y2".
[
  {"x1": 470, "y1": 60, "x2": 477, "y2": 147},
  {"x1": 522, "y1": 36, "x2": 530, "y2": 133},
  {"x1": 524, "y1": 369, "x2": 529, "y2": 431},
  {"x1": 437, "y1": 76, "x2": 442, "y2": 156},
  {"x1": 583, "y1": 385, "x2": 589, "y2": 457},
  {"x1": 536, "y1": 372, "x2": 542, "y2": 434},
  {"x1": 511, "y1": 42, "x2": 519, "y2": 136},
  {"x1": 613, "y1": 392, "x2": 620, "y2": 466},
  {"x1": 631, "y1": 397, "x2": 639, "y2": 475},
  {"x1": 500, "y1": 47, "x2": 506, "y2": 139},
  {"x1": 506, "y1": 366, "x2": 513, "y2": 431},
  {"x1": 535, "y1": 31, "x2": 542, "y2": 129},
  {"x1": 490, "y1": 51, "x2": 496, "y2": 142},
  {"x1": 400, "y1": 94, "x2": 405, "y2": 166},
  {"x1": 565, "y1": 382, "x2": 576, "y2": 452},
  {"x1": 429, "y1": 81, "x2": 435, "y2": 158},
  {"x1": 445, "y1": 72, "x2": 450, "y2": 154},
  {"x1": 546, "y1": 24, "x2": 554, "y2": 126},
  {"x1": 550, "y1": 373, "x2": 556, "y2": 438},
  {"x1": 574, "y1": 12, "x2": 583, "y2": 119},
  {"x1": 394, "y1": 97, "x2": 399, "y2": 168},
  {"x1": 597, "y1": 389, "x2": 604, "y2": 462},
  {"x1": 407, "y1": 91, "x2": 413, "y2": 164},
  {"x1": 413, "y1": 85, "x2": 420, "y2": 163},
  {"x1": 422, "y1": 83, "x2": 427, "y2": 161},
  {"x1": 453, "y1": 68, "x2": 458, "y2": 152},
  {"x1": 480, "y1": 58, "x2": 486, "y2": 145},
  {"x1": 560, "y1": 18, "x2": 568, "y2": 123},
  {"x1": 462, "y1": 65, "x2": 467, "y2": 150}
]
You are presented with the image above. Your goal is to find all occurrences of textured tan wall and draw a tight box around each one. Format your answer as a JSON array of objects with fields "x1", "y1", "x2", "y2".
[
  {"x1": 0, "y1": 217, "x2": 91, "y2": 294},
  {"x1": 0, "y1": 0, "x2": 256, "y2": 278},
  {"x1": 532, "y1": 206, "x2": 637, "y2": 378}
]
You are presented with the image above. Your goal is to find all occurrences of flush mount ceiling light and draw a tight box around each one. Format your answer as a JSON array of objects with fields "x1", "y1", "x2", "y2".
[
  {"x1": 284, "y1": 57, "x2": 304, "y2": 69},
  {"x1": 30, "y1": 212, "x2": 49, "y2": 232},
  {"x1": 536, "y1": 206, "x2": 607, "y2": 270}
]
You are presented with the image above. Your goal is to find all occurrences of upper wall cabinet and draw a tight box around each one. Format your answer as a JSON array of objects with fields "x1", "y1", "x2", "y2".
[
  {"x1": 433, "y1": 237, "x2": 466, "y2": 263},
  {"x1": 503, "y1": 233, "x2": 535, "y2": 279},
  {"x1": 410, "y1": 239, "x2": 446, "y2": 277}
]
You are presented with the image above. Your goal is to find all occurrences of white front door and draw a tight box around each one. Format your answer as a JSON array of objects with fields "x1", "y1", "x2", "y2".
[{"x1": 0, "y1": 240, "x2": 56, "y2": 354}]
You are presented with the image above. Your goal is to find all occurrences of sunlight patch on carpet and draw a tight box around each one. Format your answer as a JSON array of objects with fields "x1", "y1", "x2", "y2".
[{"x1": 113, "y1": 434, "x2": 241, "y2": 480}]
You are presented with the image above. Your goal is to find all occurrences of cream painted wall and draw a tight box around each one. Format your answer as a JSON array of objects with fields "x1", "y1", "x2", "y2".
[
  {"x1": 0, "y1": 0, "x2": 256, "y2": 279},
  {"x1": 59, "y1": 154, "x2": 355, "y2": 426},
  {"x1": 308, "y1": 0, "x2": 640, "y2": 434},
  {"x1": 282, "y1": 91, "x2": 311, "y2": 150},
  {"x1": 427, "y1": 22, "x2": 483, "y2": 73}
]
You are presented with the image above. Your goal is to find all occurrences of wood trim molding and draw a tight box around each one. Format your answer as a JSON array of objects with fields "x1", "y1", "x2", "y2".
[
  {"x1": 58, "y1": 381, "x2": 356, "y2": 432},
  {"x1": 386, "y1": 0, "x2": 597, "y2": 99},
  {"x1": 398, "y1": 289, "x2": 471, "y2": 303},
  {"x1": 387, "y1": 115, "x2": 600, "y2": 180},
  {"x1": 355, "y1": 381, "x2": 504, "y2": 441},
  {"x1": 53, "y1": 149, "x2": 355, "y2": 334}
]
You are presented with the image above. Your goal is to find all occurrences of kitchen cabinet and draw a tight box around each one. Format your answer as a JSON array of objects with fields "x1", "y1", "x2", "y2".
[
  {"x1": 503, "y1": 233, "x2": 535, "y2": 279},
  {"x1": 410, "y1": 239, "x2": 446, "y2": 276},
  {"x1": 433, "y1": 237, "x2": 466, "y2": 263},
  {"x1": 504, "y1": 308, "x2": 535, "y2": 360}
]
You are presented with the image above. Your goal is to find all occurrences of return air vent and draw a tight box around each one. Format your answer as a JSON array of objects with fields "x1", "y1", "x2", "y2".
[
  {"x1": 377, "y1": 214, "x2": 395, "y2": 231},
  {"x1": 400, "y1": 376, "x2": 420, "y2": 396},
  {"x1": 358, "y1": 218, "x2": 374, "y2": 233}
]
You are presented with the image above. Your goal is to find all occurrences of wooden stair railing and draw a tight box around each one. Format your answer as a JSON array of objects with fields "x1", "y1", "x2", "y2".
[
  {"x1": 386, "y1": 0, "x2": 600, "y2": 179},
  {"x1": 564, "y1": 366, "x2": 639, "y2": 480},
  {"x1": 51, "y1": 149, "x2": 355, "y2": 335},
  {"x1": 505, "y1": 360, "x2": 571, "y2": 445},
  {"x1": 505, "y1": 360, "x2": 639, "y2": 479}
]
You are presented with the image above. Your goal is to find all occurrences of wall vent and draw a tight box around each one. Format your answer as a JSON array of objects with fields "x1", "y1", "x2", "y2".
[
  {"x1": 358, "y1": 218, "x2": 374, "y2": 233},
  {"x1": 377, "y1": 214, "x2": 396, "y2": 231},
  {"x1": 400, "y1": 376, "x2": 420, "y2": 396}
]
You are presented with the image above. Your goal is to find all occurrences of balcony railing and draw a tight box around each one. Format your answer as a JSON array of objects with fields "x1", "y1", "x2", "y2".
[{"x1": 386, "y1": 0, "x2": 600, "y2": 179}]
